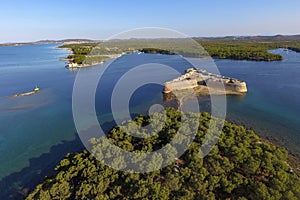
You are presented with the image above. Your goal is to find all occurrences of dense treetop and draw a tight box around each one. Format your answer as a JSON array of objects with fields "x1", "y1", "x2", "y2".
[{"x1": 27, "y1": 108, "x2": 300, "y2": 200}]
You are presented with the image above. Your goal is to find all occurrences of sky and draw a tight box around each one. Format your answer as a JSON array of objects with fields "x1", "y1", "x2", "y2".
[{"x1": 1, "y1": 0, "x2": 300, "y2": 43}]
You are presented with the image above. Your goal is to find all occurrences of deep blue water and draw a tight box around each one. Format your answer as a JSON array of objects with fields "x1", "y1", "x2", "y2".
[
  {"x1": 0, "y1": 45, "x2": 299, "y2": 198},
  {"x1": 215, "y1": 49, "x2": 300, "y2": 155}
]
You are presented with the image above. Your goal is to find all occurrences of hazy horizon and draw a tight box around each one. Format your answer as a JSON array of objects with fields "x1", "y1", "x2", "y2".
[{"x1": 2, "y1": 33, "x2": 300, "y2": 44}]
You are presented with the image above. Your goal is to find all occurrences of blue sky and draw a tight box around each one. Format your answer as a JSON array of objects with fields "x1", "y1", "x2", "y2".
[{"x1": 1, "y1": 0, "x2": 300, "y2": 43}]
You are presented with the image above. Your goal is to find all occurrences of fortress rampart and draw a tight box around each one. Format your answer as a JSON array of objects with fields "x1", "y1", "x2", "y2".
[{"x1": 164, "y1": 68, "x2": 247, "y2": 95}]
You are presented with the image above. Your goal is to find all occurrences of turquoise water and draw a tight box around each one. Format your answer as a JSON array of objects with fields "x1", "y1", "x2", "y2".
[
  {"x1": 0, "y1": 44, "x2": 79, "y2": 198},
  {"x1": 0, "y1": 45, "x2": 299, "y2": 198}
]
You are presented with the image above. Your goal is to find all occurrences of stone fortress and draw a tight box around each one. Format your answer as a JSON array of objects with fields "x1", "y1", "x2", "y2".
[{"x1": 163, "y1": 68, "x2": 247, "y2": 97}]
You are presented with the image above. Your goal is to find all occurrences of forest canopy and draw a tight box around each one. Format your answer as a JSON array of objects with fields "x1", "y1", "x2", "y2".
[{"x1": 27, "y1": 108, "x2": 300, "y2": 200}]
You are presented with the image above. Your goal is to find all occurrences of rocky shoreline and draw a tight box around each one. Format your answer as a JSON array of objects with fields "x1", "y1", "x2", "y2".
[
  {"x1": 65, "y1": 54, "x2": 123, "y2": 69},
  {"x1": 224, "y1": 117, "x2": 300, "y2": 177}
]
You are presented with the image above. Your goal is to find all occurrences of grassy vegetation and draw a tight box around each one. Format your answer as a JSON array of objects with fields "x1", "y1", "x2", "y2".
[
  {"x1": 59, "y1": 39, "x2": 208, "y2": 65},
  {"x1": 60, "y1": 43, "x2": 98, "y2": 64},
  {"x1": 27, "y1": 108, "x2": 300, "y2": 200},
  {"x1": 59, "y1": 36, "x2": 300, "y2": 64}
]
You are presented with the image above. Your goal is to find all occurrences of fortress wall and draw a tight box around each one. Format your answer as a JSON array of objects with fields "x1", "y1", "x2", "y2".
[
  {"x1": 225, "y1": 82, "x2": 247, "y2": 93},
  {"x1": 164, "y1": 69, "x2": 248, "y2": 95},
  {"x1": 165, "y1": 79, "x2": 198, "y2": 91}
]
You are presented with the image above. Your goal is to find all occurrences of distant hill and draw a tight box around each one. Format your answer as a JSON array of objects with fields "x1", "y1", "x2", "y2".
[
  {"x1": 35, "y1": 39, "x2": 95, "y2": 44},
  {"x1": 0, "y1": 39, "x2": 96, "y2": 47},
  {"x1": 2, "y1": 35, "x2": 300, "y2": 47},
  {"x1": 194, "y1": 35, "x2": 300, "y2": 41}
]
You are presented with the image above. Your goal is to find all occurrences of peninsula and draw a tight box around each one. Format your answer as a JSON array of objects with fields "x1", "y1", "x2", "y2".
[
  {"x1": 65, "y1": 53, "x2": 121, "y2": 69},
  {"x1": 59, "y1": 43, "x2": 125, "y2": 69}
]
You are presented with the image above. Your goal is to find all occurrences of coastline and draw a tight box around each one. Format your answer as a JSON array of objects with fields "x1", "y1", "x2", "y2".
[
  {"x1": 225, "y1": 118, "x2": 300, "y2": 176},
  {"x1": 261, "y1": 136, "x2": 300, "y2": 176},
  {"x1": 4, "y1": 118, "x2": 299, "y2": 199},
  {"x1": 163, "y1": 94, "x2": 300, "y2": 176},
  {"x1": 59, "y1": 44, "x2": 124, "y2": 69},
  {"x1": 25, "y1": 110, "x2": 300, "y2": 199},
  {"x1": 58, "y1": 45, "x2": 300, "y2": 171}
]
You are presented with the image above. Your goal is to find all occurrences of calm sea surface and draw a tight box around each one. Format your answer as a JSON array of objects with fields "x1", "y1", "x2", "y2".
[{"x1": 0, "y1": 44, "x2": 299, "y2": 198}]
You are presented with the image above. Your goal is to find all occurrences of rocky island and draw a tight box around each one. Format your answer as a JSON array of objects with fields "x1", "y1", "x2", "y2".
[
  {"x1": 10, "y1": 86, "x2": 40, "y2": 98},
  {"x1": 163, "y1": 68, "x2": 247, "y2": 101}
]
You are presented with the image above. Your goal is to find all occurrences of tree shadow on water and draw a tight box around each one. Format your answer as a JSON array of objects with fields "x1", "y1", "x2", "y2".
[
  {"x1": 0, "y1": 134, "x2": 84, "y2": 200},
  {"x1": 0, "y1": 117, "x2": 154, "y2": 199}
]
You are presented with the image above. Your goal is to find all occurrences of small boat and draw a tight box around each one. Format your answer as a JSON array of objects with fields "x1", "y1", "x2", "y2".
[{"x1": 34, "y1": 85, "x2": 40, "y2": 92}]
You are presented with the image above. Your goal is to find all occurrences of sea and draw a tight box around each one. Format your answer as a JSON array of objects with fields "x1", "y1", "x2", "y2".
[{"x1": 0, "y1": 44, "x2": 299, "y2": 198}]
